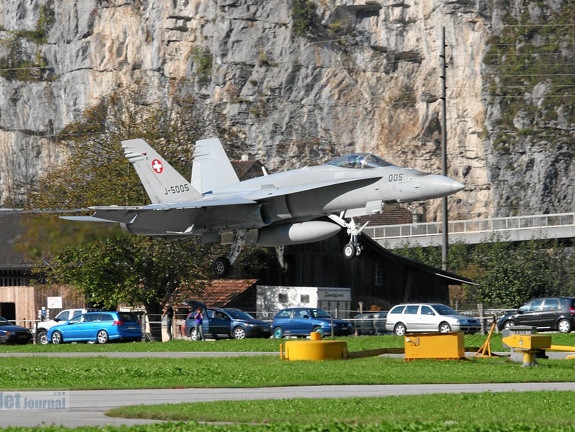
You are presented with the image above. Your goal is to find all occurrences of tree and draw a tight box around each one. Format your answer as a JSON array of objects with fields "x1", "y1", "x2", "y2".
[
  {"x1": 393, "y1": 235, "x2": 575, "y2": 309},
  {"x1": 48, "y1": 236, "x2": 212, "y2": 309},
  {"x1": 472, "y1": 237, "x2": 570, "y2": 308},
  {"x1": 29, "y1": 86, "x2": 230, "y2": 211},
  {"x1": 22, "y1": 86, "x2": 258, "y2": 331}
]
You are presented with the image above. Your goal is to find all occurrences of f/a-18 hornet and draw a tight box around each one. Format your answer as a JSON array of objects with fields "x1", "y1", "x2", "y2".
[{"x1": 63, "y1": 138, "x2": 464, "y2": 277}]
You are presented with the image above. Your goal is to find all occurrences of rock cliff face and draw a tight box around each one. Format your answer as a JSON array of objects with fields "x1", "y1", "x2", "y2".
[{"x1": 0, "y1": 0, "x2": 573, "y2": 221}]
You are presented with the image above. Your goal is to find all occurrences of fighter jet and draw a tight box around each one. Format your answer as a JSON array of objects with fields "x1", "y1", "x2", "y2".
[{"x1": 62, "y1": 138, "x2": 464, "y2": 277}]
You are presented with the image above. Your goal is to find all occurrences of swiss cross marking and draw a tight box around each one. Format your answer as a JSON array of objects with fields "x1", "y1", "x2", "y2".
[{"x1": 152, "y1": 159, "x2": 163, "y2": 174}]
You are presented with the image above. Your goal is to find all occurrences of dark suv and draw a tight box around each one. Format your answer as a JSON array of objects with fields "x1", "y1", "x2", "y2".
[
  {"x1": 184, "y1": 308, "x2": 271, "y2": 340},
  {"x1": 497, "y1": 297, "x2": 575, "y2": 333}
]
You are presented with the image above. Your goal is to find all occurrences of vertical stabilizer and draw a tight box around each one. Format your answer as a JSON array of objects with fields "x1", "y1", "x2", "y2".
[
  {"x1": 121, "y1": 139, "x2": 202, "y2": 204},
  {"x1": 192, "y1": 138, "x2": 240, "y2": 194}
]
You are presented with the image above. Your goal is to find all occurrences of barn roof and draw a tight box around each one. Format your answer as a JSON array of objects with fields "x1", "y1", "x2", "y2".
[
  {"x1": 361, "y1": 233, "x2": 476, "y2": 286},
  {"x1": 174, "y1": 279, "x2": 258, "y2": 308}
]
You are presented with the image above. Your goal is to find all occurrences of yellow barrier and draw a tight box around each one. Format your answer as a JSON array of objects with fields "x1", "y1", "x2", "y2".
[
  {"x1": 279, "y1": 332, "x2": 348, "y2": 361},
  {"x1": 502, "y1": 334, "x2": 552, "y2": 366},
  {"x1": 404, "y1": 332, "x2": 465, "y2": 360}
]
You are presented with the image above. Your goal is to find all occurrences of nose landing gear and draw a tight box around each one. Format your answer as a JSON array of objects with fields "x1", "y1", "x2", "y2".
[{"x1": 329, "y1": 214, "x2": 368, "y2": 259}]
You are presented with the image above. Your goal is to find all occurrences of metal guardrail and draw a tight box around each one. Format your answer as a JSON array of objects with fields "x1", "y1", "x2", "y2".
[{"x1": 364, "y1": 212, "x2": 575, "y2": 247}]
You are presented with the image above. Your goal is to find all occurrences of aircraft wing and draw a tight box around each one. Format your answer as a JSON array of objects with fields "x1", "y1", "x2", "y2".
[
  {"x1": 87, "y1": 195, "x2": 256, "y2": 214},
  {"x1": 66, "y1": 196, "x2": 257, "y2": 229},
  {"x1": 243, "y1": 176, "x2": 380, "y2": 201},
  {"x1": 72, "y1": 177, "x2": 377, "y2": 221},
  {"x1": 61, "y1": 176, "x2": 380, "y2": 228},
  {"x1": 60, "y1": 215, "x2": 120, "y2": 223}
]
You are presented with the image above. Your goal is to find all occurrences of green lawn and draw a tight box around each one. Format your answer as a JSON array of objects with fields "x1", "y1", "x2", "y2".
[
  {"x1": 2, "y1": 333, "x2": 575, "y2": 431},
  {"x1": 108, "y1": 391, "x2": 575, "y2": 428},
  {"x1": 3, "y1": 331, "x2": 558, "y2": 353}
]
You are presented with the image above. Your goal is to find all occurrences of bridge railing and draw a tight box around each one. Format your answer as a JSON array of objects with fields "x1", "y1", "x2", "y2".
[{"x1": 364, "y1": 212, "x2": 575, "y2": 241}]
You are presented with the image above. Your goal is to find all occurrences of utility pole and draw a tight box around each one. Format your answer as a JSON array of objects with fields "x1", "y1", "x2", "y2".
[{"x1": 440, "y1": 27, "x2": 449, "y2": 271}]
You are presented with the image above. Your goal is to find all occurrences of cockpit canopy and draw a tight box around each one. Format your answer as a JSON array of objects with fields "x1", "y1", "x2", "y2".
[{"x1": 325, "y1": 153, "x2": 395, "y2": 169}]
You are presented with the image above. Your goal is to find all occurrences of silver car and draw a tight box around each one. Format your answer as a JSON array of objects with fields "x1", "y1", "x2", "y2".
[{"x1": 385, "y1": 303, "x2": 481, "y2": 336}]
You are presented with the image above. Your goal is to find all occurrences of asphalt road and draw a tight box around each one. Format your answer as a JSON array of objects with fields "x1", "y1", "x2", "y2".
[{"x1": 3, "y1": 383, "x2": 575, "y2": 427}]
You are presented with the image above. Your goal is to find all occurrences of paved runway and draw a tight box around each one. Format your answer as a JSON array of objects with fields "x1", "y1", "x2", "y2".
[{"x1": 3, "y1": 382, "x2": 575, "y2": 427}]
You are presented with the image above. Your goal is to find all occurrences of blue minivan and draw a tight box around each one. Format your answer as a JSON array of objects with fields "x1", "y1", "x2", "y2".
[
  {"x1": 271, "y1": 307, "x2": 352, "y2": 338},
  {"x1": 47, "y1": 311, "x2": 142, "y2": 344}
]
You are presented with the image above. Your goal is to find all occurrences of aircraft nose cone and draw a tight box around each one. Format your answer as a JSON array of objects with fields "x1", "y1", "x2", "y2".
[
  {"x1": 417, "y1": 174, "x2": 464, "y2": 199},
  {"x1": 452, "y1": 179, "x2": 464, "y2": 192}
]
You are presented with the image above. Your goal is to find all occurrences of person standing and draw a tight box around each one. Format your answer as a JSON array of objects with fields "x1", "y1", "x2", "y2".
[
  {"x1": 194, "y1": 307, "x2": 204, "y2": 341},
  {"x1": 162, "y1": 304, "x2": 174, "y2": 341}
]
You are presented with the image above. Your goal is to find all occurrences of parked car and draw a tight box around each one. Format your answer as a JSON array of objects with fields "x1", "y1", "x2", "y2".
[
  {"x1": 353, "y1": 312, "x2": 388, "y2": 335},
  {"x1": 385, "y1": 303, "x2": 481, "y2": 336},
  {"x1": 184, "y1": 308, "x2": 271, "y2": 340},
  {"x1": 271, "y1": 307, "x2": 353, "y2": 338},
  {"x1": 47, "y1": 311, "x2": 142, "y2": 344},
  {"x1": 496, "y1": 297, "x2": 575, "y2": 333},
  {"x1": 35, "y1": 308, "x2": 100, "y2": 345},
  {"x1": 0, "y1": 317, "x2": 32, "y2": 344}
]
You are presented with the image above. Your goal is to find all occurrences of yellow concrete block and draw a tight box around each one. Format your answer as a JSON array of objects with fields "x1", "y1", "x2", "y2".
[
  {"x1": 404, "y1": 332, "x2": 465, "y2": 360},
  {"x1": 502, "y1": 334, "x2": 552, "y2": 350}
]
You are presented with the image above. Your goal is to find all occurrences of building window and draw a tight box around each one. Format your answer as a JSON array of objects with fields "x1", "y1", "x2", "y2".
[
  {"x1": 300, "y1": 294, "x2": 309, "y2": 304},
  {"x1": 278, "y1": 293, "x2": 288, "y2": 303},
  {"x1": 374, "y1": 262, "x2": 383, "y2": 286},
  {"x1": 0, "y1": 269, "x2": 29, "y2": 287}
]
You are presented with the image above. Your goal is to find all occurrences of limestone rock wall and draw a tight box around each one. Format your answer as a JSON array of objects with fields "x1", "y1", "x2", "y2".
[{"x1": 0, "y1": 0, "x2": 573, "y2": 221}]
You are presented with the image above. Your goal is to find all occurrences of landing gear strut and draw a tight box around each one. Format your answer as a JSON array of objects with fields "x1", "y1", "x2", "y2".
[
  {"x1": 212, "y1": 230, "x2": 247, "y2": 277},
  {"x1": 275, "y1": 245, "x2": 289, "y2": 272},
  {"x1": 329, "y1": 214, "x2": 368, "y2": 260}
]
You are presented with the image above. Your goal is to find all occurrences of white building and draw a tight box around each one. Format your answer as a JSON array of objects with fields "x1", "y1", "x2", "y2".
[{"x1": 256, "y1": 285, "x2": 351, "y2": 320}]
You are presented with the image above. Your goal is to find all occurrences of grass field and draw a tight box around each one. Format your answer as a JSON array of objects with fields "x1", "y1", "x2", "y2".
[
  {"x1": 5, "y1": 330, "x2": 565, "y2": 353},
  {"x1": 2, "y1": 333, "x2": 575, "y2": 431}
]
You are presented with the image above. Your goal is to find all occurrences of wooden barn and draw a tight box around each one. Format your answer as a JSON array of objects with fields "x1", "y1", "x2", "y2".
[
  {"x1": 258, "y1": 221, "x2": 473, "y2": 312},
  {"x1": 0, "y1": 213, "x2": 85, "y2": 327}
]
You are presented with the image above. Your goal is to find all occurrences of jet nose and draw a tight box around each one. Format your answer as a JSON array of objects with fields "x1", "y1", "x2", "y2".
[
  {"x1": 419, "y1": 174, "x2": 464, "y2": 198},
  {"x1": 452, "y1": 179, "x2": 464, "y2": 192}
]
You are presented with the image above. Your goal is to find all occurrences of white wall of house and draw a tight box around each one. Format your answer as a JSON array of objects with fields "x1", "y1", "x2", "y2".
[{"x1": 256, "y1": 285, "x2": 351, "y2": 320}]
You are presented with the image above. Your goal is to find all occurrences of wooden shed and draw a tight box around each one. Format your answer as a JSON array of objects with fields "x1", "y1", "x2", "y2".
[{"x1": 259, "y1": 224, "x2": 473, "y2": 311}]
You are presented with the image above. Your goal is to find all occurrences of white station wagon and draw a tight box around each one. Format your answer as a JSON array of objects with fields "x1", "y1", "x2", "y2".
[{"x1": 385, "y1": 303, "x2": 481, "y2": 336}]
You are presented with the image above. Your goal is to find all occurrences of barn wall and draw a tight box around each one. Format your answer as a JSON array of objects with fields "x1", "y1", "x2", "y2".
[
  {"x1": 261, "y1": 231, "x2": 451, "y2": 312},
  {"x1": 0, "y1": 284, "x2": 85, "y2": 328}
]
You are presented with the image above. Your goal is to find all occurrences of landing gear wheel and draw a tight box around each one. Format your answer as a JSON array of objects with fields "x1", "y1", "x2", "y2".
[
  {"x1": 213, "y1": 257, "x2": 232, "y2": 277},
  {"x1": 344, "y1": 243, "x2": 356, "y2": 260}
]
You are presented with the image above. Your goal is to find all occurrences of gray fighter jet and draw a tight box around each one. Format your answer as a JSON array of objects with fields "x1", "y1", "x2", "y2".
[{"x1": 63, "y1": 138, "x2": 464, "y2": 276}]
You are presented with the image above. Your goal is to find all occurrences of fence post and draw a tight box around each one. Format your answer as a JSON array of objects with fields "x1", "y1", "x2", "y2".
[{"x1": 478, "y1": 303, "x2": 484, "y2": 335}]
